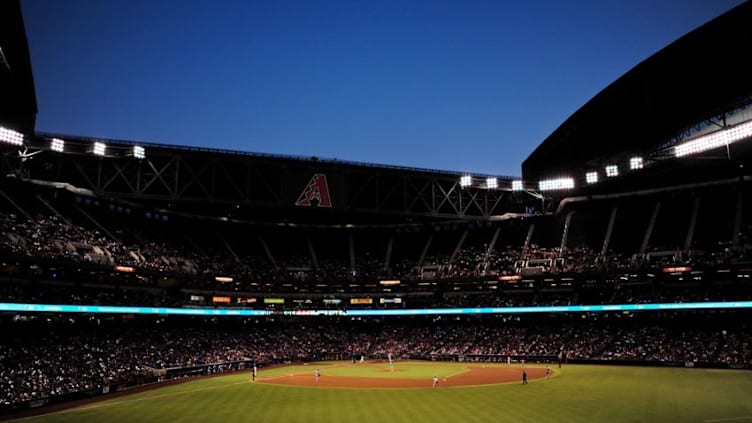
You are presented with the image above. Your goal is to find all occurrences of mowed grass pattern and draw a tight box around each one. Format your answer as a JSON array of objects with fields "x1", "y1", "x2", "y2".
[{"x1": 8, "y1": 363, "x2": 752, "y2": 423}]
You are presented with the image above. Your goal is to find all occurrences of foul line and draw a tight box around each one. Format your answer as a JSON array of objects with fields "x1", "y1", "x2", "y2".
[{"x1": 442, "y1": 367, "x2": 470, "y2": 380}]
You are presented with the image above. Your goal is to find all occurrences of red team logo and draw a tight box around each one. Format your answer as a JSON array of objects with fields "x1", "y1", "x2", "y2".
[{"x1": 295, "y1": 174, "x2": 332, "y2": 208}]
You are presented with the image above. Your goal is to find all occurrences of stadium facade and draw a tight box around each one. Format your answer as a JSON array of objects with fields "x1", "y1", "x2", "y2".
[
  {"x1": 1, "y1": 0, "x2": 752, "y2": 416},
  {"x1": 0, "y1": 1, "x2": 750, "y2": 298}
]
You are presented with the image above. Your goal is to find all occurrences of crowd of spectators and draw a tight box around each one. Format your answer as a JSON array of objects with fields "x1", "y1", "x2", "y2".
[
  {"x1": 0, "y1": 213, "x2": 201, "y2": 274},
  {"x1": 0, "y1": 314, "x2": 749, "y2": 406},
  {"x1": 2, "y1": 209, "x2": 752, "y2": 295},
  {"x1": 440, "y1": 291, "x2": 578, "y2": 308}
]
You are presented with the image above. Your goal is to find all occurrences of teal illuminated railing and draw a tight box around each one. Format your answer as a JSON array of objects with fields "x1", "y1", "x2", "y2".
[{"x1": 1, "y1": 301, "x2": 751, "y2": 316}]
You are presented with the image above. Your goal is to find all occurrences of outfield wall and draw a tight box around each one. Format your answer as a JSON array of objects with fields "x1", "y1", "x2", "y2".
[{"x1": 427, "y1": 353, "x2": 751, "y2": 370}]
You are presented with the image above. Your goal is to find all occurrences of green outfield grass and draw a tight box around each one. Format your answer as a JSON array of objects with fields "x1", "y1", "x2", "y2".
[{"x1": 9, "y1": 362, "x2": 752, "y2": 423}]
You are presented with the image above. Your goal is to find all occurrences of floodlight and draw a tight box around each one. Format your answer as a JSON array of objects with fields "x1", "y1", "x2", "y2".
[
  {"x1": 460, "y1": 175, "x2": 472, "y2": 187},
  {"x1": 675, "y1": 120, "x2": 752, "y2": 157},
  {"x1": 538, "y1": 177, "x2": 574, "y2": 191},
  {"x1": 511, "y1": 180, "x2": 524, "y2": 191},
  {"x1": 50, "y1": 138, "x2": 65, "y2": 152},
  {"x1": 133, "y1": 145, "x2": 146, "y2": 159},
  {"x1": 0, "y1": 127, "x2": 24, "y2": 145},
  {"x1": 605, "y1": 165, "x2": 619, "y2": 177},
  {"x1": 585, "y1": 172, "x2": 599, "y2": 184},
  {"x1": 93, "y1": 142, "x2": 106, "y2": 156},
  {"x1": 486, "y1": 177, "x2": 498, "y2": 189},
  {"x1": 629, "y1": 157, "x2": 643, "y2": 170}
]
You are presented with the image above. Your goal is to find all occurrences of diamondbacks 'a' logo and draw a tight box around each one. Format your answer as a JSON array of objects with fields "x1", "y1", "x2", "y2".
[{"x1": 295, "y1": 174, "x2": 332, "y2": 207}]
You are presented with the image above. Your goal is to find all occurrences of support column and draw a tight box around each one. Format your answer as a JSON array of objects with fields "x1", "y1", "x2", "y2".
[
  {"x1": 74, "y1": 204, "x2": 119, "y2": 243},
  {"x1": 484, "y1": 226, "x2": 501, "y2": 273},
  {"x1": 35, "y1": 194, "x2": 71, "y2": 225},
  {"x1": 259, "y1": 236, "x2": 277, "y2": 269},
  {"x1": 733, "y1": 190, "x2": 744, "y2": 246},
  {"x1": 349, "y1": 234, "x2": 355, "y2": 269},
  {"x1": 220, "y1": 236, "x2": 240, "y2": 263},
  {"x1": 639, "y1": 201, "x2": 661, "y2": 254},
  {"x1": 418, "y1": 234, "x2": 434, "y2": 266},
  {"x1": 384, "y1": 236, "x2": 394, "y2": 271},
  {"x1": 683, "y1": 196, "x2": 701, "y2": 252},
  {"x1": 306, "y1": 236, "x2": 319, "y2": 270},
  {"x1": 449, "y1": 229, "x2": 468, "y2": 264},
  {"x1": 559, "y1": 211, "x2": 574, "y2": 257},
  {"x1": 486, "y1": 227, "x2": 501, "y2": 258},
  {"x1": 601, "y1": 206, "x2": 618, "y2": 256},
  {"x1": 523, "y1": 223, "x2": 535, "y2": 255}
]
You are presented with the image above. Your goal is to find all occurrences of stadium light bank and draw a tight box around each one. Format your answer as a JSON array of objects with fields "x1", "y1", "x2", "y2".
[
  {"x1": 675, "y1": 119, "x2": 752, "y2": 157},
  {"x1": 2, "y1": 130, "x2": 149, "y2": 160},
  {"x1": 0, "y1": 126, "x2": 24, "y2": 146}
]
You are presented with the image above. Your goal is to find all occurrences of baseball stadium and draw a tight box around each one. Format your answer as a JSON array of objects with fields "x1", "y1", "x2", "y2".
[{"x1": 1, "y1": 1, "x2": 752, "y2": 422}]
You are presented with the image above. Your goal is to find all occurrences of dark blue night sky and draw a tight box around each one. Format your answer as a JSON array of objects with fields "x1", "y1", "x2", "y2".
[{"x1": 20, "y1": 0, "x2": 745, "y2": 176}]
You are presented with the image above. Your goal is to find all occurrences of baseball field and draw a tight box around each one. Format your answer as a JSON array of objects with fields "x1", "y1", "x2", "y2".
[{"x1": 6, "y1": 361, "x2": 752, "y2": 423}]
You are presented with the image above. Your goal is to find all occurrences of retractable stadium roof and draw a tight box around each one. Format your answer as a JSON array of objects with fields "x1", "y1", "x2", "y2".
[
  {"x1": 0, "y1": 0, "x2": 37, "y2": 134},
  {"x1": 522, "y1": 1, "x2": 752, "y2": 182}
]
